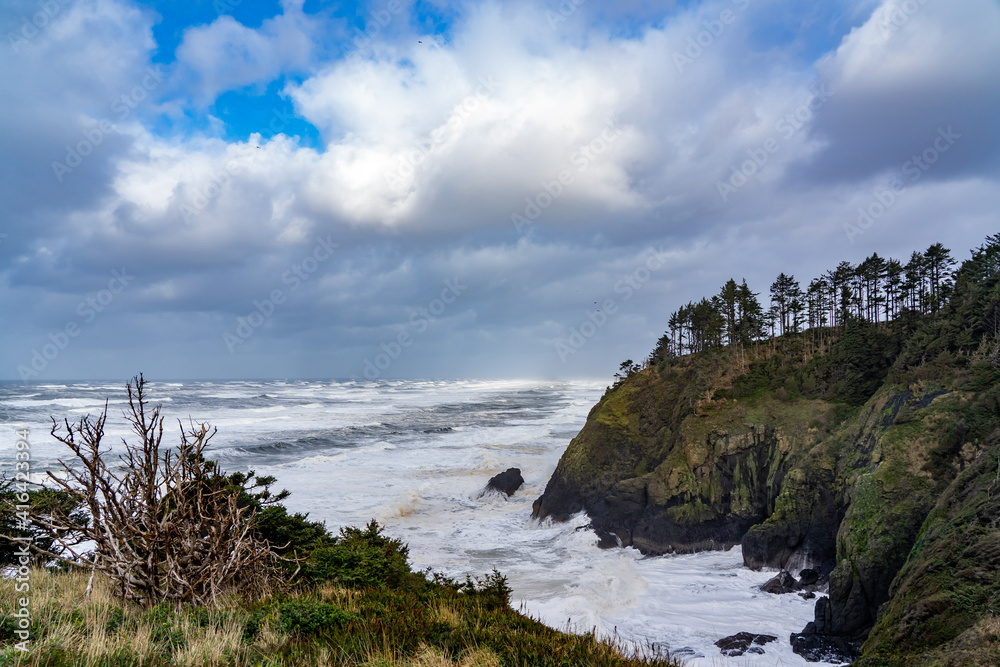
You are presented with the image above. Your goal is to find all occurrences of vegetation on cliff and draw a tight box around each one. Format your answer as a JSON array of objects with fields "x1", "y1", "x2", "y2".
[{"x1": 534, "y1": 233, "x2": 1000, "y2": 664}]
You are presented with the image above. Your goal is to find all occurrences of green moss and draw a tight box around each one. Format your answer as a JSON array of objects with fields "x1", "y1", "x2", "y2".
[{"x1": 665, "y1": 499, "x2": 714, "y2": 525}]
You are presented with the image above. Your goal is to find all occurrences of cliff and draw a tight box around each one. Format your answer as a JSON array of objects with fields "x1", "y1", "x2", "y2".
[
  {"x1": 534, "y1": 239, "x2": 1000, "y2": 663},
  {"x1": 532, "y1": 349, "x2": 842, "y2": 571}
]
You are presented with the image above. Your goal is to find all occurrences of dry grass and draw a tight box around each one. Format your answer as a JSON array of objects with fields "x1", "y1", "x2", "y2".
[
  {"x1": 430, "y1": 603, "x2": 461, "y2": 628},
  {"x1": 0, "y1": 568, "x2": 254, "y2": 667},
  {"x1": 0, "y1": 567, "x2": 680, "y2": 667},
  {"x1": 360, "y1": 645, "x2": 501, "y2": 667}
]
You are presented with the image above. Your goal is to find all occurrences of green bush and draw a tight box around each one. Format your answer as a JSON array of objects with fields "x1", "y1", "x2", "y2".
[
  {"x1": 277, "y1": 602, "x2": 356, "y2": 636},
  {"x1": 307, "y1": 520, "x2": 413, "y2": 589},
  {"x1": 0, "y1": 481, "x2": 85, "y2": 567}
]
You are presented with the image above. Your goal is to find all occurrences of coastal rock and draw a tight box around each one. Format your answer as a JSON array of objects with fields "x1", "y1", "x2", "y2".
[
  {"x1": 740, "y1": 466, "x2": 840, "y2": 577},
  {"x1": 790, "y1": 596, "x2": 861, "y2": 663},
  {"x1": 760, "y1": 570, "x2": 800, "y2": 594},
  {"x1": 790, "y1": 631, "x2": 862, "y2": 664},
  {"x1": 714, "y1": 632, "x2": 777, "y2": 657},
  {"x1": 798, "y1": 568, "x2": 819, "y2": 586},
  {"x1": 855, "y1": 439, "x2": 1000, "y2": 664},
  {"x1": 532, "y1": 363, "x2": 838, "y2": 556},
  {"x1": 485, "y1": 468, "x2": 524, "y2": 496}
]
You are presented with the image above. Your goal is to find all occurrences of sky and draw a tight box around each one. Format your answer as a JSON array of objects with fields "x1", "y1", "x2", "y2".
[{"x1": 1, "y1": 0, "x2": 998, "y2": 382}]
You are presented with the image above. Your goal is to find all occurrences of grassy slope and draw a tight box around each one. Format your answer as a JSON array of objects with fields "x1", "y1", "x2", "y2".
[{"x1": 0, "y1": 568, "x2": 680, "y2": 667}]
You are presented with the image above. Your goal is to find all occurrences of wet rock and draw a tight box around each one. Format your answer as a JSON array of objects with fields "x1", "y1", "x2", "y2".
[
  {"x1": 485, "y1": 468, "x2": 524, "y2": 496},
  {"x1": 798, "y1": 568, "x2": 820, "y2": 586},
  {"x1": 790, "y1": 631, "x2": 861, "y2": 663},
  {"x1": 799, "y1": 590, "x2": 816, "y2": 600},
  {"x1": 791, "y1": 597, "x2": 862, "y2": 663},
  {"x1": 715, "y1": 632, "x2": 777, "y2": 657},
  {"x1": 761, "y1": 570, "x2": 801, "y2": 594}
]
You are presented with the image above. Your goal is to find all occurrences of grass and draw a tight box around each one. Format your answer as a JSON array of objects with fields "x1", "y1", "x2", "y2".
[{"x1": 0, "y1": 568, "x2": 682, "y2": 667}]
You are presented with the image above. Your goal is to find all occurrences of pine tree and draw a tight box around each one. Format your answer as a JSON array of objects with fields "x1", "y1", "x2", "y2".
[{"x1": 923, "y1": 243, "x2": 956, "y2": 313}]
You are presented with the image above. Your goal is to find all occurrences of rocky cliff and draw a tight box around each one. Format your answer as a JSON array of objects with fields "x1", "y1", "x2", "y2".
[
  {"x1": 534, "y1": 241, "x2": 1000, "y2": 664},
  {"x1": 532, "y1": 351, "x2": 841, "y2": 571}
]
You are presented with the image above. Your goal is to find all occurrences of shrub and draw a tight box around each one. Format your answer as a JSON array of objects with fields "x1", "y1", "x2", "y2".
[
  {"x1": 0, "y1": 481, "x2": 84, "y2": 567},
  {"x1": 308, "y1": 520, "x2": 412, "y2": 589},
  {"x1": 277, "y1": 602, "x2": 356, "y2": 636}
]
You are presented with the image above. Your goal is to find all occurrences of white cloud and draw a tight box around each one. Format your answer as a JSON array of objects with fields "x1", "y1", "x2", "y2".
[{"x1": 174, "y1": 0, "x2": 325, "y2": 104}]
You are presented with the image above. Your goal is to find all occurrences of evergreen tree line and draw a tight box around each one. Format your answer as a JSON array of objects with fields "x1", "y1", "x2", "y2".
[{"x1": 653, "y1": 242, "x2": 962, "y2": 359}]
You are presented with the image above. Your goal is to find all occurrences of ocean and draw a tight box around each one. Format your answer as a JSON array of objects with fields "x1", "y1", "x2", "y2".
[{"x1": 0, "y1": 379, "x2": 817, "y2": 666}]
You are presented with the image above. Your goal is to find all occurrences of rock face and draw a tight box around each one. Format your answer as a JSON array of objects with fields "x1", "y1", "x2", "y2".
[
  {"x1": 533, "y1": 318, "x2": 1000, "y2": 664},
  {"x1": 485, "y1": 468, "x2": 524, "y2": 496},
  {"x1": 715, "y1": 632, "x2": 777, "y2": 657},
  {"x1": 532, "y1": 355, "x2": 838, "y2": 564},
  {"x1": 853, "y1": 439, "x2": 1000, "y2": 666},
  {"x1": 790, "y1": 596, "x2": 863, "y2": 663}
]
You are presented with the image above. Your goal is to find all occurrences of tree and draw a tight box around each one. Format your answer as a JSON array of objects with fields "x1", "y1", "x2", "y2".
[
  {"x1": 770, "y1": 273, "x2": 801, "y2": 335},
  {"x1": 807, "y1": 277, "x2": 829, "y2": 350},
  {"x1": 614, "y1": 359, "x2": 641, "y2": 384},
  {"x1": 828, "y1": 261, "x2": 855, "y2": 328},
  {"x1": 718, "y1": 279, "x2": 739, "y2": 346},
  {"x1": 736, "y1": 279, "x2": 766, "y2": 345},
  {"x1": 34, "y1": 375, "x2": 293, "y2": 606},
  {"x1": 884, "y1": 258, "x2": 904, "y2": 321},
  {"x1": 923, "y1": 243, "x2": 956, "y2": 313},
  {"x1": 904, "y1": 251, "x2": 926, "y2": 313}
]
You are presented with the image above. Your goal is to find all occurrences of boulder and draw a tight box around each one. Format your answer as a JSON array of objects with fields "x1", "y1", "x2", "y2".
[
  {"x1": 760, "y1": 570, "x2": 800, "y2": 594},
  {"x1": 798, "y1": 568, "x2": 820, "y2": 586},
  {"x1": 715, "y1": 632, "x2": 777, "y2": 657},
  {"x1": 485, "y1": 468, "x2": 524, "y2": 496}
]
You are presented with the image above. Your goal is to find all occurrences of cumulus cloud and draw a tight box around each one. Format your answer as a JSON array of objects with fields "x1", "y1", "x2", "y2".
[
  {"x1": 802, "y1": 0, "x2": 1000, "y2": 182},
  {"x1": 174, "y1": 0, "x2": 331, "y2": 104},
  {"x1": 1, "y1": 0, "x2": 998, "y2": 381}
]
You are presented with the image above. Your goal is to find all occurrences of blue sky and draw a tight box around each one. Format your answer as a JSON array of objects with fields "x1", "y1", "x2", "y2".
[{"x1": 1, "y1": 0, "x2": 999, "y2": 381}]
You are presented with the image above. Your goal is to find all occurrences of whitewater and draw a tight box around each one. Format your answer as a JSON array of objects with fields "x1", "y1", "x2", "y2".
[{"x1": 0, "y1": 379, "x2": 818, "y2": 666}]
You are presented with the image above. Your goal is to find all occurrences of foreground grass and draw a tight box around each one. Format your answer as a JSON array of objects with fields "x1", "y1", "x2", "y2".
[{"x1": 0, "y1": 568, "x2": 680, "y2": 667}]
